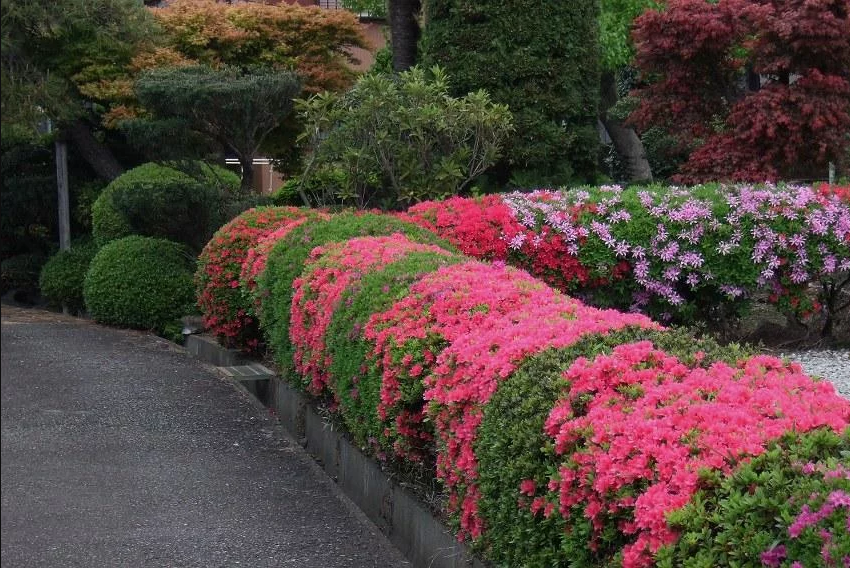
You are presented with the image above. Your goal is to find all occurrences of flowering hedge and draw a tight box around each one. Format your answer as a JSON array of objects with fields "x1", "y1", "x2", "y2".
[
  {"x1": 196, "y1": 202, "x2": 849, "y2": 567},
  {"x1": 403, "y1": 183, "x2": 850, "y2": 334},
  {"x1": 255, "y1": 211, "x2": 455, "y2": 375},
  {"x1": 195, "y1": 207, "x2": 316, "y2": 351}
]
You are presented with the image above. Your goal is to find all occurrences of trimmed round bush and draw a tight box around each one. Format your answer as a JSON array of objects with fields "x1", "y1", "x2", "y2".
[
  {"x1": 83, "y1": 236, "x2": 196, "y2": 332},
  {"x1": 657, "y1": 427, "x2": 849, "y2": 568},
  {"x1": 326, "y1": 249, "x2": 464, "y2": 459},
  {"x1": 474, "y1": 329, "x2": 756, "y2": 567},
  {"x1": 92, "y1": 162, "x2": 241, "y2": 251},
  {"x1": 39, "y1": 240, "x2": 100, "y2": 313},
  {"x1": 195, "y1": 206, "x2": 319, "y2": 351},
  {"x1": 238, "y1": 204, "x2": 849, "y2": 566},
  {"x1": 257, "y1": 211, "x2": 456, "y2": 376}
]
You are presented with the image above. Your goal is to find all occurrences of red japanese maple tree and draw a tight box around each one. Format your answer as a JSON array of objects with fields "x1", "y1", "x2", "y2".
[{"x1": 629, "y1": 0, "x2": 850, "y2": 182}]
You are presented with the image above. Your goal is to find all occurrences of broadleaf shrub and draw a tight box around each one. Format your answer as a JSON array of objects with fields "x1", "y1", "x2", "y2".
[
  {"x1": 475, "y1": 328, "x2": 756, "y2": 567},
  {"x1": 257, "y1": 211, "x2": 455, "y2": 375},
  {"x1": 39, "y1": 240, "x2": 100, "y2": 314},
  {"x1": 195, "y1": 206, "x2": 318, "y2": 351},
  {"x1": 296, "y1": 66, "x2": 513, "y2": 208},
  {"x1": 657, "y1": 427, "x2": 850, "y2": 568},
  {"x1": 196, "y1": 202, "x2": 849, "y2": 567},
  {"x1": 326, "y1": 249, "x2": 465, "y2": 457},
  {"x1": 91, "y1": 162, "x2": 241, "y2": 251},
  {"x1": 83, "y1": 236, "x2": 196, "y2": 332},
  {"x1": 403, "y1": 183, "x2": 850, "y2": 335},
  {"x1": 0, "y1": 253, "x2": 48, "y2": 297}
]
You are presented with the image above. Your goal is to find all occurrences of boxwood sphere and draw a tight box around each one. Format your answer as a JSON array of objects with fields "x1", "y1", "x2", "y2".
[
  {"x1": 39, "y1": 240, "x2": 100, "y2": 313},
  {"x1": 91, "y1": 162, "x2": 241, "y2": 251},
  {"x1": 83, "y1": 236, "x2": 196, "y2": 331}
]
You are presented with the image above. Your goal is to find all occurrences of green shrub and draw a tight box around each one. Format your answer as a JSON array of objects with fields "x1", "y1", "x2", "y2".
[
  {"x1": 39, "y1": 240, "x2": 100, "y2": 313},
  {"x1": 326, "y1": 251, "x2": 464, "y2": 452},
  {"x1": 1, "y1": 253, "x2": 48, "y2": 296},
  {"x1": 257, "y1": 211, "x2": 455, "y2": 376},
  {"x1": 91, "y1": 162, "x2": 241, "y2": 251},
  {"x1": 296, "y1": 66, "x2": 513, "y2": 208},
  {"x1": 83, "y1": 236, "x2": 196, "y2": 332},
  {"x1": 421, "y1": 0, "x2": 600, "y2": 186},
  {"x1": 474, "y1": 328, "x2": 755, "y2": 567},
  {"x1": 657, "y1": 428, "x2": 850, "y2": 567}
]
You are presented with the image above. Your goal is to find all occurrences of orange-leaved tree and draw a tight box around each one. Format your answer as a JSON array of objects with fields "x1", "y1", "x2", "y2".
[{"x1": 149, "y1": 0, "x2": 369, "y2": 94}]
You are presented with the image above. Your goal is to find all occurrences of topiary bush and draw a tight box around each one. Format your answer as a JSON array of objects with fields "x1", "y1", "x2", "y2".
[
  {"x1": 83, "y1": 236, "x2": 196, "y2": 332},
  {"x1": 474, "y1": 328, "x2": 756, "y2": 567},
  {"x1": 222, "y1": 202, "x2": 848, "y2": 566},
  {"x1": 326, "y1": 248, "x2": 465, "y2": 460},
  {"x1": 39, "y1": 240, "x2": 100, "y2": 314},
  {"x1": 256, "y1": 211, "x2": 455, "y2": 376},
  {"x1": 91, "y1": 162, "x2": 241, "y2": 251},
  {"x1": 195, "y1": 206, "x2": 320, "y2": 351},
  {"x1": 657, "y1": 427, "x2": 850, "y2": 568}
]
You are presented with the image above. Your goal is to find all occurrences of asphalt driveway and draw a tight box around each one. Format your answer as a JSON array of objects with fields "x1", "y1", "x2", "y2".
[{"x1": 1, "y1": 305, "x2": 409, "y2": 567}]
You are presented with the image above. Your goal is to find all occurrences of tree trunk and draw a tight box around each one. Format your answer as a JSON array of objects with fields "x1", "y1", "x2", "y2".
[
  {"x1": 64, "y1": 119, "x2": 125, "y2": 181},
  {"x1": 239, "y1": 154, "x2": 255, "y2": 194},
  {"x1": 599, "y1": 71, "x2": 653, "y2": 183},
  {"x1": 389, "y1": 0, "x2": 421, "y2": 72}
]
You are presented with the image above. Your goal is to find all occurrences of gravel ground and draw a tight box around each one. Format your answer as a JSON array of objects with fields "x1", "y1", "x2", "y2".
[{"x1": 779, "y1": 349, "x2": 850, "y2": 399}]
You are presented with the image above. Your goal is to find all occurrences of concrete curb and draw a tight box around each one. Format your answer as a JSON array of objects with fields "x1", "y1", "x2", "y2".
[{"x1": 187, "y1": 335, "x2": 484, "y2": 568}]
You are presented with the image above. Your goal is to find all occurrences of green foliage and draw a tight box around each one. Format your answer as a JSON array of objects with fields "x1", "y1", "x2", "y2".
[
  {"x1": 657, "y1": 428, "x2": 850, "y2": 567},
  {"x1": 134, "y1": 65, "x2": 302, "y2": 192},
  {"x1": 475, "y1": 328, "x2": 754, "y2": 567},
  {"x1": 257, "y1": 212, "x2": 455, "y2": 378},
  {"x1": 326, "y1": 252, "x2": 463, "y2": 452},
  {"x1": 270, "y1": 178, "x2": 305, "y2": 207},
  {"x1": 340, "y1": 0, "x2": 386, "y2": 19},
  {"x1": 1, "y1": 0, "x2": 157, "y2": 132},
  {"x1": 83, "y1": 235, "x2": 196, "y2": 332},
  {"x1": 599, "y1": 0, "x2": 659, "y2": 70},
  {"x1": 38, "y1": 240, "x2": 100, "y2": 313},
  {"x1": 296, "y1": 66, "x2": 513, "y2": 209},
  {"x1": 0, "y1": 130, "x2": 57, "y2": 258},
  {"x1": 420, "y1": 0, "x2": 600, "y2": 186},
  {"x1": 1, "y1": 253, "x2": 48, "y2": 296},
  {"x1": 91, "y1": 162, "x2": 241, "y2": 251}
]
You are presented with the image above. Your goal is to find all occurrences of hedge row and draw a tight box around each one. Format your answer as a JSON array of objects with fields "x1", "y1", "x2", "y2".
[
  {"x1": 400, "y1": 183, "x2": 850, "y2": 333},
  {"x1": 197, "y1": 210, "x2": 849, "y2": 567}
]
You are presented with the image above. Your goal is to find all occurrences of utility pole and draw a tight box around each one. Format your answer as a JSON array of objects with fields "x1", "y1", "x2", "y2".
[
  {"x1": 55, "y1": 138, "x2": 71, "y2": 251},
  {"x1": 45, "y1": 118, "x2": 71, "y2": 252}
]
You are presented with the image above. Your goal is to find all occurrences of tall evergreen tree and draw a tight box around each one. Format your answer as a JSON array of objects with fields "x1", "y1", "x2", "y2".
[{"x1": 420, "y1": 0, "x2": 601, "y2": 187}]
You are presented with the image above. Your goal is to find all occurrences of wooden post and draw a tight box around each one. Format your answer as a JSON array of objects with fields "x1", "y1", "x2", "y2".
[{"x1": 55, "y1": 139, "x2": 71, "y2": 252}]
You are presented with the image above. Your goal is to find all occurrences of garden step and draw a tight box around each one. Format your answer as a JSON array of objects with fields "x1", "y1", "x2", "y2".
[{"x1": 217, "y1": 363, "x2": 275, "y2": 381}]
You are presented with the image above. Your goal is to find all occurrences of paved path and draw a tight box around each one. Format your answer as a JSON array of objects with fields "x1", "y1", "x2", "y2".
[{"x1": 1, "y1": 306, "x2": 409, "y2": 567}]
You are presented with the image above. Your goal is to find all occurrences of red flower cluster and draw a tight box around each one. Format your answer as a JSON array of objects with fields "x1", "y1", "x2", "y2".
[
  {"x1": 196, "y1": 207, "x2": 311, "y2": 350},
  {"x1": 542, "y1": 343, "x2": 850, "y2": 567},
  {"x1": 291, "y1": 235, "x2": 452, "y2": 395},
  {"x1": 402, "y1": 196, "x2": 593, "y2": 291}
]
